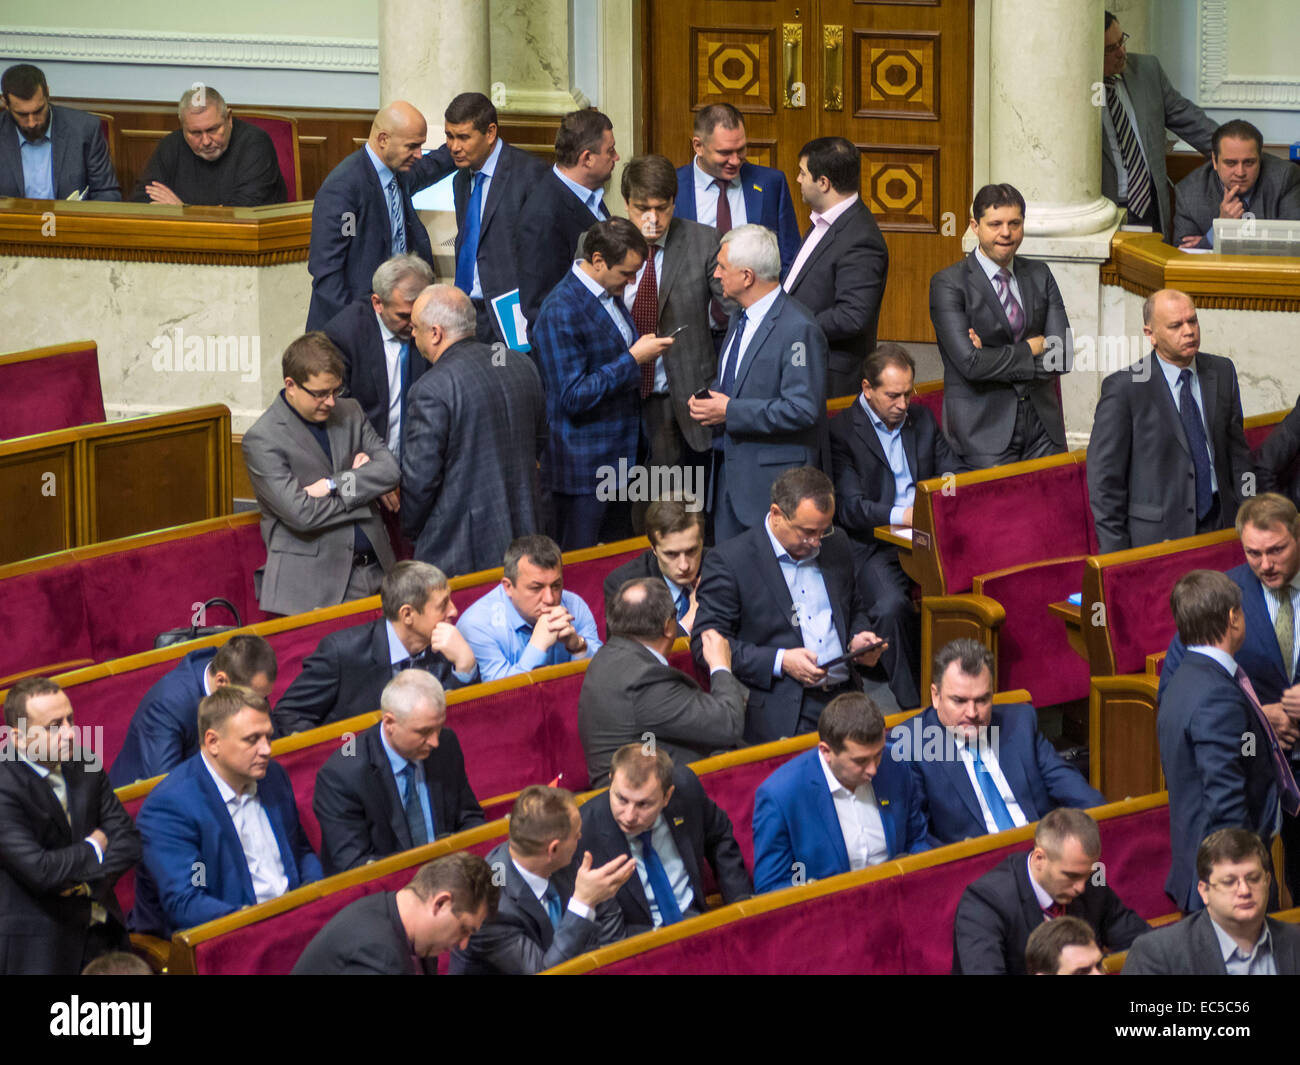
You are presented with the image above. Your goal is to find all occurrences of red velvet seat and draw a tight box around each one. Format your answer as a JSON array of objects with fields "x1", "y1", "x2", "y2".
[
  {"x1": 0, "y1": 341, "x2": 105, "y2": 440},
  {"x1": 236, "y1": 111, "x2": 302, "y2": 200}
]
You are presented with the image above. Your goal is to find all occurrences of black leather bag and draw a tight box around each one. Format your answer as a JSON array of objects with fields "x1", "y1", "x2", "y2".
[{"x1": 154, "y1": 597, "x2": 243, "y2": 649}]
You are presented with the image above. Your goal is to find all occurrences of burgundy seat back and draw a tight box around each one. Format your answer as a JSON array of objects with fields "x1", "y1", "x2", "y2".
[
  {"x1": 0, "y1": 567, "x2": 93, "y2": 681},
  {"x1": 911, "y1": 383, "x2": 943, "y2": 424},
  {"x1": 273, "y1": 738, "x2": 352, "y2": 853},
  {"x1": 698, "y1": 747, "x2": 807, "y2": 870},
  {"x1": 263, "y1": 608, "x2": 383, "y2": 703},
  {"x1": 446, "y1": 681, "x2": 550, "y2": 802},
  {"x1": 1245, "y1": 415, "x2": 1283, "y2": 452},
  {"x1": 0, "y1": 344, "x2": 105, "y2": 439},
  {"x1": 112, "y1": 790, "x2": 149, "y2": 916},
  {"x1": 77, "y1": 661, "x2": 178, "y2": 772},
  {"x1": 566, "y1": 546, "x2": 646, "y2": 639},
  {"x1": 538, "y1": 668, "x2": 591, "y2": 793},
  {"x1": 236, "y1": 112, "x2": 301, "y2": 200}
]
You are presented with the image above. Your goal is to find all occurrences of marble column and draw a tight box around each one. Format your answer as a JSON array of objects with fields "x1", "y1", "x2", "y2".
[
  {"x1": 378, "y1": 0, "x2": 489, "y2": 132},
  {"x1": 491, "y1": 0, "x2": 583, "y2": 113}
]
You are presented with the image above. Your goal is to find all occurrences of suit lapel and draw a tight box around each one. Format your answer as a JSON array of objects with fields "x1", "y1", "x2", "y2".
[
  {"x1": 740, "y1": 163, "x2": 763, "y2": 226},
  {"x1": 1146, "y1": 358, "x2": 1191, "y2": 456},
  {"x1": 21, "y1": 762, "x2": 73, "y2": 839},
  {"x1": 1012, "y1": 258, "x2": 1036, "y2": 329},
  {"x1": 967, "y1": 254, "x2": 1014, "y2": 339},
  {"x1": 663, "y1": 796, "x2": 705, "y2": 909},
  {"x1": 733, "y1": 294, "x2": 781, "y2": 395},
  {"x1": 365, "y1": 312, "x2": 393, "y2": 430},
  {"x1": 453, "y1": 167, "x2": 469, "y2": 230},
  {"x1": 571, "y1": 271, "x2": 632, "y2": 351},
  {"x1": 274, "y1": 401, "x2": 334, "y2": 477},
  {"x1": 596, "y1": 807, "x2": 652, "y2": 923},
  {"x1": 755, "y1": 526, "x2": 795, "y2": 619},
  {"x1": 325, "y1": 415, "x2": 352, "y2": 476},
  {"x1": 51, "y1": 118, "x2": 72, "y2": 198},
  {"x1": 1, "y1": 116, "x2": 24, "y2": 195},
  {"x1": 1015, "y1": 854, "x2": 1047, "y2": 930},
  {"x1": 902, "y1": 413, "x2": 921, "y2": 485},
  {"x1": 258, "y1": 777, "x2": 302, "y2": 890},
  {"x1": 1244, "y1": 572, "x2": 1291, "y2": 684},
  {"x1": 657, "y1": 220, "x2": 684, "y2": 308},
  {"x1": 806, "y1": 753, "x2": 852, "y2": 870},
  {"x1": 197, "y1": 764, "x2": 258, "y2": 904},
  {"x1": 790, "y1": 203, "x2": 851, "y2": 292},
  {"x1": 853, "y1": 402, "x2": 890, "y2": 472},
  {"x1": 365, "y1": 727, "x2": 411, "y2": 849},
  {"x1": 1197, "y1": 353, "x2": 1220, "y2": 449},
  {"x1": 925, "y1": 709, "x2": 986, "y2": 829},
  {"x1": 479, "y1": 143, "x2": 512, "y2": 234}
]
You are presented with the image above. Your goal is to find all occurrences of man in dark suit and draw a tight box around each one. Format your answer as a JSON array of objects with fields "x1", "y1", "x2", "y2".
[
  {"x1": 322, "y1": 253, "x2": 433, "y2": 461},
  {"x1": 1087, "y1": 288, "x2": 1253, "y2": 553},
  {"x1": 899, "y1": 639, "x2": 1105, "y2": 845},
  {"x1": 1101, "y1": 11, "x2": 1216, "y2": 239},
  {"x1": 110, "y1": 634, "x2": 278, "y2": 787},
  {"x1": 752, "y1": 692, "x2": 928, "y2": 894},
  {"x1": 131, "y1": 687, "x2": 322, "y2": 938},
  {"x1": 1256, "y1": 398, "x2": 1300, "y2": 506},
  {"x1": 784, "y1": 136, "x2": 889, "y2": 398},
  {"x1": 313, "y1": 669, "x2": 485, "y2": 875},
  {"x1": 449, "y1": 785, "x2": 633, "y2": 974},
  {"x1": 242, "y1": 333, "x2": 400, "y2": 616},
  {"x1": 0, "y1": 64, "x2": 120, "y2": 201},
  {"x1": 952, "y1": 808, "x2": 1149, "y2": 975},
  {"x1": 0, "y1": 679, "x2": 140, "y2": 975},
  {"x1": 514, "y1": 109, "x2": 619, "y2": 332},
  {"x1": 1173, "y1": 119, "x2": 1300, "y2": 249},
  {"x1": 400, "y1": 284, "x2": 547, "y2": 577},
  {"x1": 603, "y1": 501, "x2": 707, "y2": 635},
  {"x1": 581, "y1": 746, "x2": 750, "y2": 933},
  {"x1": 533, "y1": 218, "x2": 673, "y2": 549},
  {"x1": 830, "y1": 345, "x2": 964, "y2": 710},
  {"x1": 672, "y1": 103, "x2": 801, "y2": 277},
  {"x1": 689, "y1": 224, "x2": 828, "y2": 541},
  {"x1": 691, "y1": 466, "x2": 887, "y2": 744},
  {"x1": 442, "y1": 92, "x2": 547, "y2": 343},
  {"x1": 306, "y1": 101, "x2": 453, "y2": 330},
  {"x1": 1125, "y1": 829, "x2": 1300, "y2": 974},
  {"x1": 272, "y1": 560, "x2": 477, "y2": 736},
  {"x1": 1158, "y1": 570, "x2": 1285, "y2": 913},
  {"x1": 579, "y1": 578, "x2": 746, "y2": 789},
  {"x1": 929, "y1": 183, "x2": 1071, "y2": 470},
  {"x1": 293, "y1": 852, "x2": 496, "y2": 974}
]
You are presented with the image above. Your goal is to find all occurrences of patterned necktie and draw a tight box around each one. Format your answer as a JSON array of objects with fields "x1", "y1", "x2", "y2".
[
  {"x1": 638, "y1": 830, "x2": 684, "y2": 925},
  {"x1": 385, "y1": 177, "x2": 406, "y2": 255},
  {"x1": 710, "y1": 178, "x2": 733, "y2": 328},
  {"x1": 454, "y1": 171, "x2": 485, "y2": 294},
  {"x1": 1275, "y1": 588, "x2": 1295, "y2": 680},
  {"x1": 969, "y1": 742, "x2": 1015, "y2": 832},
  {"x1": 1042, "y1": 902, "x2": 1065, "y2": 919},
  {"x1": 1104, "y1": 76, "x2": 1155, "y2": 223},
  {"x1": 1236, "y1": 668, "x2": 1300, "y2": 816},
  {"x1": 992, "y1": 269, "x2": 1025, "y2": 341},
  {"x1": 632, "y1": 246, "x2": 660, "y2": 398},
  {"x1": 1176, "y1": 369, "x2": 1215, "y2": 521},
  {"x1": 400, "y1": 762, "x2": 429, "y2": 847}
]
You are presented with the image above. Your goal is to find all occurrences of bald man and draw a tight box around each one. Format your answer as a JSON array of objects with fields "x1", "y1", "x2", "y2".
[{"x1": 307, "y1": 101, "x2": 455, "y2": 330}]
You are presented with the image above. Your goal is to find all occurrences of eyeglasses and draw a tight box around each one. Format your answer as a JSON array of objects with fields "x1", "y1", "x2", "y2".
[
  {"x1": 1105, "y1": 32, "x2": 1130, "y2": 56},
  {"x1": 297, "y1": 383, "x2": 345, "y2": 400},
  {"x1": 1207, "y1": 871, "x2": 1268, "y2": 892},
  {"x1": 779, "y1": 510, "x2": 835, "y2": 544}
]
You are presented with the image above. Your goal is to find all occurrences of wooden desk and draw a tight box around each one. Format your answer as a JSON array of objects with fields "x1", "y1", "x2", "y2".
[
  {"x1": 1048, "y1": 599, "x2": 1086, "y2": 659},
  {"x1": 874, "y1": 524, "x2": 924, "y2": 584}
]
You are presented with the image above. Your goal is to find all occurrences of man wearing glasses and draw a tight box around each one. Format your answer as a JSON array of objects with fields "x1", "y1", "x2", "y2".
[
  {"x1": 242, "y1": 332, "x2": 400, "y2": 615},
  {"x1": 692, "y1": 466, "x2": 888, "y2": 743}
]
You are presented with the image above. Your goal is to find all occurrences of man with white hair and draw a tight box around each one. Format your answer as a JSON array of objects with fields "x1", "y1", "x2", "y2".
[
  {"x1": 400, "y1": 283, "x2": 547, "y2": 577},
  {"x1": 312, "y1": 668, "x2": 485, "y2": 875},
  {"x1": 689, "y1": 223, "x2": 828, "y2": 540}
]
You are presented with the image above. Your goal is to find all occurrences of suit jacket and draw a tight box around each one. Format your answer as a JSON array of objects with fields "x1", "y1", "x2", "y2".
[
  {"x1": 1173, "y1": 152, "x2": 1300, "y2": 247},
  {"x1": 673, "y1": 160, "x2": 801, "y2": 276},
  {"x1": 241, "y1": 394, "x2": 399, "y2": 616},
  {"x1": 602, "y1": 548, "x2": 707, "y2": 637},
  {"x1": 784, "y1": 198, "x2": 890, "y2": 390},
  {"x1": 929, "y1": 252, "x2": 1071, "y2": 462},
  {"x1": 533, "y1": 267, "x2": 641, "y2": 496},
  {"x1": 453, "y1": 140, "x2": 548, "y2": 341},
  {"x1": 109, "y1": 646, "x2": 217, "y2": 787},
  {"x1": 131, "y1": 753, "x2": 322, "y2": 938},
  {"x1": 1101, "y1": 52, "x2": 1217, "y2": 240},
  {"x1": 1123, "y1": 908, "x2": 1300, "y2": 974},
  {"x1": 313, "y1": 722, "x2": 485, "y2": 875},
  {"x1": 1158, "y1": 651, "x2": 1279, "y2": 912},
  {"x1": 1255, "y1": 394, "x2": 1300, "y2": 506},
  {"x1": 898, "y1": 704, "x2": 1106, "y2": 845},
  {"x1": 1087, "y1": 352, "x2": 1253, "y2": 554},
  {"x1": 952, "y1": 850, "x2": 1150, "y2": 975},
  {"x1": 306, "y1": 145, "x2": 454, "y2": 330},
  {"x1": 271, "y1": 616, "x2": 471, "y2": 737},
  {"x1": 449, "y1": 839, "x2": 625, "y2": 974},
  {"x1": 292, "y1": 890, "x2": 421, "y2": 975},
  {"x1": 691, "y1": 521, "x2": 873, "y2": 744},
  {"x1": 0, "y1": 104, "x2": 121, "y2": 201},
  {"x1": 399, "y1": 338, "x2": 548, "y2": 577},
  {"x1": 0, "y1": 756, "x2": 140, "y2": 975},
  {"x1": 578, "y1": 635, "x2": 748, "y2": 788},
  {"x1": 713, "y1": 290, "x2": 829, "y2": 529},
  {"x1": 322, "y1": 298, "x2": 429, "y2": 444},
  {"x1": 751, "y1": 745, "x2": 928, "y2": 894},
  {"x1": 514, "y1": 168, "x2": 608, "y2": 330},
  {"x1": 579, "y1": 763, "x2": 751, "y2": 932}
]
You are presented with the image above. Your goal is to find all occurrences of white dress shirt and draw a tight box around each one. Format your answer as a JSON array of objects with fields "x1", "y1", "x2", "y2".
[
  {"x1": 512, "y1": 858, "x2": 593, "y2": 921},
  {"x1": 784, "y1": 194, "x2": 857, "y2": 291},
  {"x1": 693, "y1": 158, "x2": 747, "y2": 228},
  {"x1": 200, "y1": 752, "x2": 288, "y2": 904},
  {"x1": 954, "y1": 730, "x2": 1028, "y2": 834},
  {"x1": 718, "y1": 284, "x2": 781, "y2": 388},
  {"x1": 818, "y1": 749, "x2": 889, "y2": 869}
]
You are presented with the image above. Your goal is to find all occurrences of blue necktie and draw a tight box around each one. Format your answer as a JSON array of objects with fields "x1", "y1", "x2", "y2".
[
  {"x1": 676, "y1": 591, "x2": 689, "y2": 620},
  {"x1": 969, "y1": 743, "x2": 1015, "y2": 832},
  {"x1": 394, "y1": 340, "x2": 411, "y2": 459},
  {"x1": 454, "y1": 171, "x2": 485, "y2": 294},
  {"x1": 543, "y1": 885, "x2": 563, "y2": 929},
  {"x1": 1176, "y1": 369, "x2": 1215, "y2": 521},
  {"x1": 385, "y1": 177, "x2": 406, "y2": 255},
  {"x1": 400, "y1": 762, "x2": 429, "y2": 847},
  {"x1": 638, "y1": 830, "x2": 683, "y2": 925},
  {"x1": 718, "y1": 312, "x2": 747, "y2": 396}
]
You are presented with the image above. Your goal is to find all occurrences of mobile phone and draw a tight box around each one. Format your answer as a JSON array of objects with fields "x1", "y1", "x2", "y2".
[
  {"x1": 664, "y1": 323, "x2": 690, "y2": 338},
  {"x1": 693, "y1": 387, "x2": 712, "y2": 401},
  {"x1": 819, "y1": 639, "x2": 885, "y2": 671}
]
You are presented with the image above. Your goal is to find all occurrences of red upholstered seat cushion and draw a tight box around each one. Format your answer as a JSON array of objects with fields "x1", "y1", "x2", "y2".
[
  {"x1": 0, "y1": 347, "x2": 105, "y2": 439},
  {"x1": 0, "y1": 567, "x2": 93, "y2": 681}
]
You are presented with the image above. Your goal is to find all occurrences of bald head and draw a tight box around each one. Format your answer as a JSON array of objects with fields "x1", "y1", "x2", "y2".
[
  {"x1": 369, "y1": 101, "x2": 428, "y2": 174},
  {"x1": 411, "y1": 284, "x2": 478, "y2": 364},
  {"x1": 1142, "y1": 288, "x2": 1201, "y2": 368}
]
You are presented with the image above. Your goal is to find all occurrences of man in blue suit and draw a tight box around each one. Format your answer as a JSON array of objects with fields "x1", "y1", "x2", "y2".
[
  {"x1": 131, "y1": 687, "x2": 322, "y2": 938},
  {"x1": 753, "y1": 692, "x2": 927, "y2": 894},
  {"x1": 532, "y1": 218, "x2": 674, "y2": 549},
  {"x1": 898, "y1": 639, "x2": 1104, "y2": 845},
  {"x1": 673, "y1": 103, "x2": 800, "y2": 278},
  {"x1": 109, "y1": 634, "x2": 278, "y2": 787}
]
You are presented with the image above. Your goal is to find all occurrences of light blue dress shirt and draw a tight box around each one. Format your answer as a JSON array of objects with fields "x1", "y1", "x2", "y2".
[
  {"x1": 763, "y1": 515, "x2": 848, "y2": 683},
  {"x1": 692, "y1": 158, "x2": 746, "y2": 228},
  {"x1": 17, "y1": 110, "x2": 54, "y2": 199},
  {"x1": 626, "y1": 813, "x2": 694, "y2": 926},
  {"x1": 465, "y1": 137, "x2": 503, "y2": 298},
  {"x1": 378, "y1": 720, "x2": 435, "y2": 841},
  {"x1": 553, "y1": 164, "x2": 606, "y2": 219},
  {"x1": 861, "y1": 393, "x2": 915, "y2": 525},
  {"x1": 365, "y1": 143, "x2": 405, "y2": 253},
  {"x1": 1211, "y1": 913, "x2": 1277, "y2": 975},
  {"x1": 457, "y1": 583, "x2": 602, "y2": 681},
  {"x1": 572, "y1": 262, "x2": 636, "y2": 348},
  {"x1": 384, "y1": 619, "x2": 476, "y2": 685},
  {"x1": 1157, "y1": 356, "x2": 1218, "y2": 494}
]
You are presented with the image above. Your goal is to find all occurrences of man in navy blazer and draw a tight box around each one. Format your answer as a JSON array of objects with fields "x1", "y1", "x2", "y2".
[
  {"x1": 673, "y1": 103, "x2": 800, "y2": 277},
  {"x1": 131, "y1": 687, "x2": 322, "y2": 938},
  {"x1": 899, "y1": 640, "x2": 1104, "y2": 845},
  {"x1": 306, "y1": 101, "x2": 454, "y2": 331},
  {"x1": 0, "y1": 65, "x2": 120, "y2": 201},
  {"x1": 753, "y1": 692, "x2": 927, "y2": 894},
  {"x1": 110, "y1": 635, "x2": 278, "y2": 787}
]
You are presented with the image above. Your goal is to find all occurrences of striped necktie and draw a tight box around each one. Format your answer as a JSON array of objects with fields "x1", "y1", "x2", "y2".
[
  {"x1": 1105, "y1": 76, "x2": 1155, "y2": 223},
  {"x1": 385, "y1": 177, "x2": 407, "y2": 255}
]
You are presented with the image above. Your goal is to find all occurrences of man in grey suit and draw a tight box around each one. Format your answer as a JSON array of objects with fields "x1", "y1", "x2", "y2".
[
  {"x1": 579, "y1": 577, "x2": 746, "y2": 789},
  {"x1": 399, "y1": 284, "x2": 547, "y2": 579},
  {"x1": 1174, "y1": 119, "x2": 1300, "y2": 249},
  {"x1": 929, "y1": 183, "x2": 1071, "y2": 470},
  {"x1": 1101, "y1": 11, "x2": 1216, "y2": 240},
  {"x1": 689, "y1": 224, "x2": 829, "y2": 542},
  {"x1": 242, "y1": 333, "x2": 400, "y2": 616},
  {"x1": 449, "y1": 785, "x2": 633, "y2": 974},
  {"x1": 1125, "y1": 829, "x2": 1300, "y2": 974},
  {"x1": 1087, "y1": 289, "x2": 1253, "y2": 553}
]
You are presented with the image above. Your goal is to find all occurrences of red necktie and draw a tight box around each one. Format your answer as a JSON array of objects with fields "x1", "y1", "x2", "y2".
[
  {"x1": 632, "y1": 246, "x2": 659, "y2": 399},
  {"x1": 711, "y1": 179, "x2": 733, "y2": 328},
  {"x1": 1042, "y1": 902, "x2": 1064, "y2": 919}
]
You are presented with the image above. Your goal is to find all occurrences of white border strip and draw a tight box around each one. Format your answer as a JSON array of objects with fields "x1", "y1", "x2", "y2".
[{"x1": 1198, "y1": 0, "x2": 1300, "y2": 109}]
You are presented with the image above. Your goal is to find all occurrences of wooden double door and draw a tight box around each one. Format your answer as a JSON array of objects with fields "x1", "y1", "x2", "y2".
[{"x1": 646, "y1": 0, "x2": 973, "y2": 341}]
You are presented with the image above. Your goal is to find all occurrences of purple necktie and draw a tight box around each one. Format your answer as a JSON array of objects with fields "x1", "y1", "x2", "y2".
[
  {"x1": 1237, "y1": 668, "x2": 1300, "y2": 816},
  {"x1": 993, "y1": 269, "x2": 1025, "y2": 341}
]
